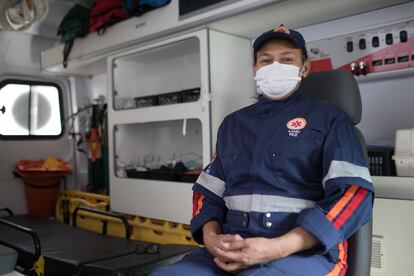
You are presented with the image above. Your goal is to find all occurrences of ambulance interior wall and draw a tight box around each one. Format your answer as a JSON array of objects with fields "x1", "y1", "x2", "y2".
[
  {"x1": 68, "y1": 73, "x2": 108, "y2": 190},
  {"x1": 297, "y1": 2, "x2": 414, "y2": 148},
  {"x1": 0, "y1": 31, "x2": 74, "y2": 214},
  {"x1": 358, "y1": 76, "x2": 414, "y2": 147}
]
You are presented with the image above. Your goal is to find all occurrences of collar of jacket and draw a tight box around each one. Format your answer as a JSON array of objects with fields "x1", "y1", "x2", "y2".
[{"x1": 255, "y1": 87, "x2": 303, "y2": 115}]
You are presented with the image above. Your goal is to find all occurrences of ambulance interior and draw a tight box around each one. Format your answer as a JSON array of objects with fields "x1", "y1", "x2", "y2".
[{"x1": 0, "y1": 0, "x2": 413, "y2": 275}]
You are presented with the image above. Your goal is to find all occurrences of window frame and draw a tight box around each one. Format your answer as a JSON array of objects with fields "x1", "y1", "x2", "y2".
[{"x1": 0, "y1": 79, "x2": 65, "y2": 140}]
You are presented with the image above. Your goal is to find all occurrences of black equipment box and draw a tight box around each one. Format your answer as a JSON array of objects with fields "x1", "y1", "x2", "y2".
[{"x1": 367, "y1": 146, "x2": 396, "y2": 176}]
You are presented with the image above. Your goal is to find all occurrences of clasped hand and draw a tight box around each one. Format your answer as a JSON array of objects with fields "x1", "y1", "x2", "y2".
[{"x1": 204, "y1": 233, "x2": 285, "y2": 273}]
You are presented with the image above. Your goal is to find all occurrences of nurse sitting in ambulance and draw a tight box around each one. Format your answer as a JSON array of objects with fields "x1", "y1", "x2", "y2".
[{"x1": 152, "y1": 25, "x2": 374, "y2": 276}]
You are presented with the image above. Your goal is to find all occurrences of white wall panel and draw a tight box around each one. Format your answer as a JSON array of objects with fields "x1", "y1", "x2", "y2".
[{"x1": 0, "y1": 32, "x2": 73, "y2": 214}]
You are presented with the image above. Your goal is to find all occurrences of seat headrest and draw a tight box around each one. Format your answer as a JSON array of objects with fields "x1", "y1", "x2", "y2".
[{"x1": 301, "y1": 70, "x2": 362, "y2": 125}]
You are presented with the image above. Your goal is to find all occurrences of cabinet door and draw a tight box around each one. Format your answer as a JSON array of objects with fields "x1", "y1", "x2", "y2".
[
  {"x1": 111, "y1": 38, "x2": 201, "y2": 110},
  {"x1": 107, "y1": 30, "x2": 211, "y2": 224}
]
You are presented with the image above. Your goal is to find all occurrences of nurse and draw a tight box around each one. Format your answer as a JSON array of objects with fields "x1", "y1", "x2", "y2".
[{"x1": 152, "y1": 25, "x2": 374, "y2": 276}]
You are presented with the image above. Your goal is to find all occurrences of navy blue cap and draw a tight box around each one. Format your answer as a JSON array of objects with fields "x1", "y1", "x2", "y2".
[{"x1": 253, "y1": 25, "x2": 308, "y2": 58}]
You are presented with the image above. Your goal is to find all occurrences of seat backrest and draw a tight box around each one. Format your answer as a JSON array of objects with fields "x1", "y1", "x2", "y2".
[{"x1": 301, "y1": 70, "x2": 372, "y2": 276}]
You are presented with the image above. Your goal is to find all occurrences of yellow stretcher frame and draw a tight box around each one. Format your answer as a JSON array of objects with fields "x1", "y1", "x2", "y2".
[{"x1": 55, "y1": 190, "x2": 197, "y2": 245}]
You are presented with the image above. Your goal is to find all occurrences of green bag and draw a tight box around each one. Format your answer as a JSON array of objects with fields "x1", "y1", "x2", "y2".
[{"x1": 57, "y1": 2, "x2": 93, "y2": 68}]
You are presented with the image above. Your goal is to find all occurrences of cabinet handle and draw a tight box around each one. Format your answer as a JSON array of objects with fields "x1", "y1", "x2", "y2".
[{"x1": 182, "y1": 118, "x2": 187, "y2": 136}]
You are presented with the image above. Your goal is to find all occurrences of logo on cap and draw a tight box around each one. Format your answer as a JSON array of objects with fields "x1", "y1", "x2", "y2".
[{"x1": 274, "y1": 24, "x2": 290, "y2": 34}]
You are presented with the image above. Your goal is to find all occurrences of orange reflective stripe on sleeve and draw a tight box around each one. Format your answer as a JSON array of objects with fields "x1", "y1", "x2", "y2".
[
  {"x1": 195, "y1": 194, "x2": 205, "y2": 216},
  {"x1": 326, "y1": 185, "x2": 359, "y2": 222},
  {"x1": 192, "y1": 191, "x2": 205, "y2": 217},
  {"x1": 192, "y1": 192, "x2": 201, "y2": 217},
  {"x1": 333, "y1": 188, "x2": 368, "y2": 229}
]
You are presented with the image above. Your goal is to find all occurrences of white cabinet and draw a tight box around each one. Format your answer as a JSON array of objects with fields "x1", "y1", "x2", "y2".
[
  {"x1": 40, "y1": 0, "x2": 283, "y2": 76},
  {"x1": 371, "y1": 198, "x2": 414, "y2": 276},
  {"x1": 107, "y1": 29, "x2": 255, "y2": 224}
]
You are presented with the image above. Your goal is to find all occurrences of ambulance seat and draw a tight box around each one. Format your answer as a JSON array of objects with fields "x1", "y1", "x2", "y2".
[{"x1": 301, "y1": 70, "x2": 372, "y2": 276}]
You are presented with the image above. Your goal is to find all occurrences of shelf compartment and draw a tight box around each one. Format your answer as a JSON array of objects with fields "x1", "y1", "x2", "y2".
[
  {"x1": 113, "y1": 37, "x2": 201, "y2": 110},
  {"x1": 114, "y1": 118, "x2": 204, "y2": 182}
]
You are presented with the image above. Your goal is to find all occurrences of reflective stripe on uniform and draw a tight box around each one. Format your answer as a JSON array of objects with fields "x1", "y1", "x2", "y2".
[
  {"x1": 196, "y1": 171, "x2": 225, "y2": 197},
  {"x1": 322, "y1": 160, "x2": 371, "y2": 187},
  {"x1": 224, "y1": 194, "x2": 315, "y2": 213}
]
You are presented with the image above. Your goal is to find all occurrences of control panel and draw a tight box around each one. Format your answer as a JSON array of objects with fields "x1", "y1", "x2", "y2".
[{"x1": 307, "y1": 19, "x2": 414, "y2": 76}]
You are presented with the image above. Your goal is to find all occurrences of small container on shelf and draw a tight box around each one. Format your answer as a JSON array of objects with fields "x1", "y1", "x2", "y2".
[
  {"x1": 181, "y1": 88, "x2": 201, "y2": 103},
  {"x1": 157, "y1": 91, "x2": 182, "y2": 106},
  {"x1": 134, "y1": 95, "x2": 158, "y2": 108}
]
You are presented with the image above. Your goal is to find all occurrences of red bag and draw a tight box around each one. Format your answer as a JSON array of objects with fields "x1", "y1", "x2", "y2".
[{"x1": 89, "y1": 0, "x2": 131, "y2": 34}]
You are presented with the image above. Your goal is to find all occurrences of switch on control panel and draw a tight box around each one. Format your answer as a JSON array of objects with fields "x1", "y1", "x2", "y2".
[
  {"x1": 372, "y1": 36, "x2": 379, "y2": 47},
  {"x1": 359, "y1": 38, "x2": 366, "y2": 50},
  {"x1": 385, "y1": 33, "x2": 393, "y2": 45},
  {"x1": 346, "y1": 41, "x2": 353, "y2": 52},
  {"x1": 400, "y1": 30, "x2": 408, "y2": 43}
]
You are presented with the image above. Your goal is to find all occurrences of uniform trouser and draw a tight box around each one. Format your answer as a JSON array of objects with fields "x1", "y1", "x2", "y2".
[{"x1": 150, "y1": 247, "x2": 336, "y2": 276}]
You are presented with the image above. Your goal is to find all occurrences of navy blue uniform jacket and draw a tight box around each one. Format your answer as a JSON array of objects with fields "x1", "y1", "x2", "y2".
[{"x1": 191, "y1": 89, "x2": 374, "y2": 265}]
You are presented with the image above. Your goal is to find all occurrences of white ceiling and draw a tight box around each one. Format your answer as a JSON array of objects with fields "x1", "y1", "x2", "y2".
[
  {"x1": 24, "y1": 0, "x2": 77, "y2": 38},
  {"x1": 27, "y1": 0, "x2": 412, "y2": 40},
  {"x1": 208, "y1": 0, "x2": 411, "y2": 39}
]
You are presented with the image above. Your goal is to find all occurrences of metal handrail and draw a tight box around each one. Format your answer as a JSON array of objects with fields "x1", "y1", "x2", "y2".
[{"x1": 0, "y1": 218, "x2": 41, "y2": 261}]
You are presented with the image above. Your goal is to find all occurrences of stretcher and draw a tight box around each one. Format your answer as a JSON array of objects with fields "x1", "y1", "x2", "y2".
[{"x1": 0, "y1": 209, "x2": 196, "y2": 275}]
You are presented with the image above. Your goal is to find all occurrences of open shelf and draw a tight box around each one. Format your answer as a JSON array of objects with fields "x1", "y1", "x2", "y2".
[
  {"x1": 114, "y1": 118, "x2": 203, "y2": 183},
  {"x1": 113, "y1": 37, "x2": 201, "y2": 110}
]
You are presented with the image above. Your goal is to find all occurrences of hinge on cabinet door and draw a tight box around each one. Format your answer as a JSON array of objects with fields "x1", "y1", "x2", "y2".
[
  {"x1": 200, "y1": 88, "x2": 211, "y2": 112},
  {"x1": 113, "y1": 62, "x2": 117, "y2": 69}
]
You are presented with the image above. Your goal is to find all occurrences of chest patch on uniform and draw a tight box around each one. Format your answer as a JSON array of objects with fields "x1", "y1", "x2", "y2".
[{"x1": 287, "y1": 117, "x2": 307, "y2": 137}]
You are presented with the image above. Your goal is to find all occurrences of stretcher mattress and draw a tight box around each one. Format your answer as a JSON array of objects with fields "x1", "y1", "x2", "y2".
[
  {"x1": 79, "y1": 244, "x2": 193, "y2": 276},
  {"x1": 0, "y1": 215, "x2": 196, "y2": 275}
]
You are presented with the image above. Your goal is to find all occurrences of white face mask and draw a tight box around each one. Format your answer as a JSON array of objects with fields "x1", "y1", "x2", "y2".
[{"x1": 254, "y1": 61, "x2": 303, "y2": 99}]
